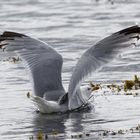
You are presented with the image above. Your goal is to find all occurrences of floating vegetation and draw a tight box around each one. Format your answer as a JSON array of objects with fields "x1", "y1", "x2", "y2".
[
  {"x1": 0, "y1": 56, "x2": 21, "y2": 63},
  {"x1": 70, "y1": 123, "x2": 140, "y2": 139},
  {"x1": 37, "y1": 131, "x2": 44, "y2": 140},
  {"x1": 88, "y1": 75, "x2": 140, "y2": 97},
  {"x1": 123, "y1": 75, "x2": 140, "y2": 92},
  {"x1": 28, "y1": 123, "x2": 140, "y2": 139},
  {"x1": 90, "y1": 82, "x2": 101, "y2": 91},
  {"x1": 117, "y1": 85, "x2": 121, "y2": 92},
  {"x1": 124, "y1": 80, "x2": 135, "y2": 90},
  {"x1": 29, "y1": 129, "x2": 61, "y2": 140},
  {"x1": 104, "y1": 75, "x2": 140, "y2": 96},
  {"x1": 118, "y1": 124, "x2": 140, "y2": 135}
]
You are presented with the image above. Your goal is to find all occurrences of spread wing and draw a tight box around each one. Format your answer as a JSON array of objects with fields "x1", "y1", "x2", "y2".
[
  {"x1": 0, "y1": 31, "x2": 65, "y2": 100},
  {"x1": 68, "y1": 25, "x2": 140, "y2": 110}
]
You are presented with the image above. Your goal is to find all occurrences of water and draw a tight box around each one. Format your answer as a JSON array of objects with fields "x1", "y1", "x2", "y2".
[{"x1": 1, "y1": 0, "x2": 140, "y2": 139}]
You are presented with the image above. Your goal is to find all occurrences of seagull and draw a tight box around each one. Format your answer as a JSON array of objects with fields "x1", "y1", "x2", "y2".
[{"x1": 0, "y1": 26, "x2": 140, "y2": 113}]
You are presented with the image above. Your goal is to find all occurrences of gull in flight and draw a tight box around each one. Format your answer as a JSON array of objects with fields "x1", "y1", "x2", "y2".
[{"x1": 0, "y1": 26, "x2": 140, "y2": 113}]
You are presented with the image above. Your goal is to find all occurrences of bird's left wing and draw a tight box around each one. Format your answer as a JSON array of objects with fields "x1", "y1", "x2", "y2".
[
  {"x1": 68, "y1": 26, "x2": 140, "y2": 110},
  {"x1": 0, "y1": 31, "x2": 65, "y2": 100}
]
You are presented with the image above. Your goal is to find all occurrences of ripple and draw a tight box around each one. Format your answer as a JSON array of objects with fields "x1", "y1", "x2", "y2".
[{"x1": 1, "y1": 0, "x2": 140, "y2": 140}]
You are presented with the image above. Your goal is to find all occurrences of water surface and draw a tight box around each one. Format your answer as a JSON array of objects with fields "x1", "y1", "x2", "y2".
[{"x1": 1, "y1": 0, "x2": 140, "y2": 139}]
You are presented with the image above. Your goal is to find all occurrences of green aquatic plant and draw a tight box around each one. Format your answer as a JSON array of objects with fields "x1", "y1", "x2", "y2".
[
  {"x1": 123, "y1": 75, "x2": 140, "y2": 92},
  {"x1": 28, "y1": 123, "x2": 140, "y2": 139},
  {"x1": 71, "y1": 132, "x2": 91, "y2": 139},
  {"x1": 134, "y1": 75, "x2": 140, "y2": 89},
  {"x1": 37, "y1": 131, "x2": 44, "y2": 140},
  {"x1": 106, "y1": 84, "x2": 117, "y2": 91},
  {"x1": 92, "y1": 84, "x2": 100, "y2": 91},
  {"x1": 90, "y1": 82, "x2": 101, "y2": 91},
  {"x1": 134, "y1": 74, "x2": 139, "y2": 83},
  {"x1": 124, "y1": 80, "x2": 135, "y2": 90},
  {"x1": 123, "y1": 84, "x2": 128, "y2": 92},
  {"x1": 117, "y1": 86, "x2": 121, "y2": 92},
  {"x1": 0, "y1": 56, "x2": 21, "y2": 63},
  {"x1": 105, "y1": 75, "x2": 140, "y2": 94}
]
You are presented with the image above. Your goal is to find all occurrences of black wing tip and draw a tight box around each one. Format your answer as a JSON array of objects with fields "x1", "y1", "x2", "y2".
[
  {"x1": 1, "y1": 31, "x2": 27, "y2": 38},
  {"x1": 0, "y1": 31, "x2": 27, "y2": 51},
  {"x1": 0, "y1": 31, "x2": 27, "y2": 41},
  {"x1": 117, "y1": 25, "x2": 140, "y2": 35}
]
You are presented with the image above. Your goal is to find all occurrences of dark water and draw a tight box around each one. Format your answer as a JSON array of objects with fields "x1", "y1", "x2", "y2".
[{"x1": 1, "y1": 0, "x2": 140, "y2": 139}]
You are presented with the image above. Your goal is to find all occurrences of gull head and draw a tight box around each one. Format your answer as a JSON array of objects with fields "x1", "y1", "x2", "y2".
[{"x1": 80, "y1": 85, "x2": 93, "y2": 99}]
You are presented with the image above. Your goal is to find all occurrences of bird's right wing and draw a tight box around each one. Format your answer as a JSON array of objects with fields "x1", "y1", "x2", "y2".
[
  {"x1": 68, "y1": 26, "x2": 140, "y2": 110},
  {"x1": 0, "y1": 31, "x2": 65, "y2": 100}
]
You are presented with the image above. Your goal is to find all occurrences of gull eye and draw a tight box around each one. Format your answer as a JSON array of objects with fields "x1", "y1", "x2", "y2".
[{"x1": 87, "y1": 87, "x2": 91, "y2": 90}]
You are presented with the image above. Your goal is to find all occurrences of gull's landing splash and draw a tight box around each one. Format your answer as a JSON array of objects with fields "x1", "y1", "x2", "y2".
[{"x1": 1, "y1": 26, "x2": 140, "y2": 113}]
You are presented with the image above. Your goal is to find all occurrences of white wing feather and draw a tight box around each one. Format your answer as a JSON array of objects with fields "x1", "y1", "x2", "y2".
[
  {"x1": 68, "y1": 26, "x2": 140, "y2": 110},
  {"x1": 0, "y1": 32, "x2": 65, "y2": 101}
]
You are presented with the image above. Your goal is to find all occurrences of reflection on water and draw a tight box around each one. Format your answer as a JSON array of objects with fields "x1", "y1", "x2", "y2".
[
  {"x1": 1, "y1": 0, "x2": 140, "y2": 139},
  {"x1": 32, "y1": 107, "x2": 95, "y2": 139},
  {"x1": 33, "y1": 107, "x2": 93, "y2": 132},
  {"x1": 33, "y1": 113, "x2": 69, "y2": 134}
]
